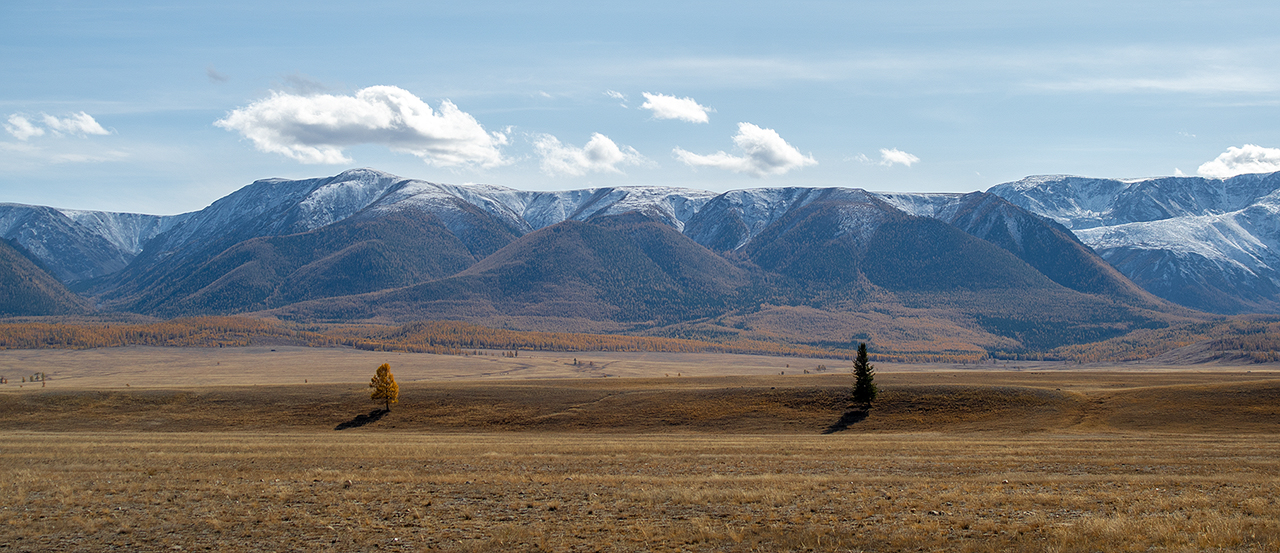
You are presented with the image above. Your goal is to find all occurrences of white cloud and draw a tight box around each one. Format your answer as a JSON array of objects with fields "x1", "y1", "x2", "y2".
[
  {"x1": 215, "y1": 86, "x2": 507, "y2": 166},
  {"x1": 674, "y1": 122, "x2": 816, "y2": 177},
  {"x1": 534, "y1": 133, "x2": 644, "y2": 176},
  {"x1": 605, "y1": 90, "x2": 628, "y2": 107},
  {"x1": 4, "y1": 115, "x2": 44, "y2": 140},
  {"x1": 858, "y1": 148, "x2": 920, "y2": 167},
  {"x1": 42, "y1": 112, "x2": 110, "y2": 137},
  {"x1": 878, "y1": 148, "x2": 919, "y2": 167},
  {"x1": 4, "y1": 112, "x2": 109, "y2": 140},
  {"x1": 640, "y1": 93, "x2": 713, "y2": 123},
  {"x1": 1197, "y1": 144, "x2": 1280, "y2": 178}
]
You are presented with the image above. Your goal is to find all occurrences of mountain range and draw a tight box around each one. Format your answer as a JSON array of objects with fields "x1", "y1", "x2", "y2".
[
  {"x1": 9, "y1": 167, "x2": 1272, "y2": 357},
  {"x1": 989, "y1": 172, "x2": 1280, "y2": 314}
]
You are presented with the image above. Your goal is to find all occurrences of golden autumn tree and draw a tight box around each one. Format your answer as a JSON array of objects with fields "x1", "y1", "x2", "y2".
[{"x1": 369, "y1": 363, "x2": 399, "y2": 411}]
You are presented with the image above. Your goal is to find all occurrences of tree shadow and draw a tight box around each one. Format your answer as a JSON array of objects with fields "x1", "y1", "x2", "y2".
[
  {"x1": 822, "y1": 409, "x2": 868, "y2": 434},
  {"x1": 335, "y1": 409, "x2": 389, "y2": 430}
]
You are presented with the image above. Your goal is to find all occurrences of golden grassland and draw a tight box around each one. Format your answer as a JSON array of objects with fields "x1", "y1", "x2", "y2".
[
  {"x1": 2, "y1": 349, "x2": 1280, "y2": 551},
  {"x1": 0, "y1": 345, "x2": 875, "y2": 389},
  {"x1": 4, "y1": 371, "x2": 1280, "y2": 434},
  {"x1": 6, "y1": 314, "x2": 1280, "y2": 364},
  {"x1": 3, "y1": 432, "x2": 1279, "y2": 552}
]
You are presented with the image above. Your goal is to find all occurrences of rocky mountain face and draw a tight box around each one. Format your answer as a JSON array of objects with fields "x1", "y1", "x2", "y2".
[
  {"x1": 0, "y1": 168, "x2": 1194, "y2": 354},
  {"x1": 0, "y1": 203, "x2": 183, "y2": 284},
  {"x1": 989, "y1": 172, "x2": 1280, "y2": 314}
]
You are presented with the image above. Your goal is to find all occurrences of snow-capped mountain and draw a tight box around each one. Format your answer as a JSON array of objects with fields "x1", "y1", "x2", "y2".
[
  {"x1": 990, "y1": 172, "x2": 1280, "y2": 313},
  {"x1": 2, "y1": 168, "x2": 1191, "y2": 353},
  {"x1": 4, "y1": 169, "x2": 1147, "y2": 298},
  {"x1": 0, "y1": 203, "x2": 184, "y2": 282}
]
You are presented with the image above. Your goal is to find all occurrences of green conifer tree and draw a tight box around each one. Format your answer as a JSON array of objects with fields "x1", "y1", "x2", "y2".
[{"x1": 852, "y1": 342, "x2": 877, "y2": 407}]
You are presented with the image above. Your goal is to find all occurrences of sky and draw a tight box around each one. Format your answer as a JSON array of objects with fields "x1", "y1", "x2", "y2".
[{"x1": 3, "y1": 0, "x2": 1280, "y2": 215}]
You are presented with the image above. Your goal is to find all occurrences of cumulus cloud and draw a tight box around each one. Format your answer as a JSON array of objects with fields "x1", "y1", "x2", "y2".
[
  {"x1": 215, "y1": 86, "x2": 507, "y2": 166},
  {"x1": 641, "y1": 93, "x2": 713, "y2": 123},
  {"x1": 4, "y1": 112, "x2": 109, "y2": 140},
  {"x1": 534, "y1": 133, "x2": 644, "y2": 176},
  {"x1": 1197, "y1": 144, "x2": 1280, "y2": 178},
  {"x1": 674, "y1": 122, "x2": 816, "y2": 177},
  {"x1": 855, "y1": 148, "x2": 920, "y2": 167}
]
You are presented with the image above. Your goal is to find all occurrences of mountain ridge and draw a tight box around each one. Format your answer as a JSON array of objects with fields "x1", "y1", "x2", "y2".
[
  {"x1": 0, "y1": 168, "x2": 1231, "y2": 357},
  {"x1": 990, "y1": 171, "x2": 1280, "y2": 313}
]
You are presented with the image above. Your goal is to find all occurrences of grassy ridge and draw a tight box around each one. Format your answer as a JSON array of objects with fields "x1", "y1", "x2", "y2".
[{"x1": 4, "y1": 373, "x2": 1280, "y2": 434}]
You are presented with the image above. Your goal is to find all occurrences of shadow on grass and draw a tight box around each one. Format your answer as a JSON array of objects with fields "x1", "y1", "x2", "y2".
[
  {"x1": 335, "y1": 409, "x2": 389, "y2": 430},
  {"x1": 822, "y1": 409, "x2": 868, "y2": 434}
]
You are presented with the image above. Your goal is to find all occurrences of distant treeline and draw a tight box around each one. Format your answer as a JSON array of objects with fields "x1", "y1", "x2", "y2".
[
  {"x1": 1046, "y1": 318, "x2": 1280, "y2": 363},
  {"x1": 0, "y1": 317, "x2": 340, "y2": 349},
  {"x1": 0, "y1": 317, "x2": 858, "y2": 360},
  {"x1": 3, "y1": 316, "x2": 1275, "y2": 364},
  {"x1": 326, "y1": 321, "x2": 848, "y2": 358}
]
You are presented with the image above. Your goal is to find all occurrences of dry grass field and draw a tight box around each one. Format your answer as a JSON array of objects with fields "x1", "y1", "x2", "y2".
[
  {"x1": 4, "y1": 433, "x2": 1280, "y2": 552},
  {"x1": 3, "y1": 347, "x2": 1280, "y2": 551}
]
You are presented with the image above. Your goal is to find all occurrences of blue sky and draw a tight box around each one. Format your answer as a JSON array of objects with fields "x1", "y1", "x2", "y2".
[{"x1": 3, "y1": 0, "x2": 1279, "y2": 214}]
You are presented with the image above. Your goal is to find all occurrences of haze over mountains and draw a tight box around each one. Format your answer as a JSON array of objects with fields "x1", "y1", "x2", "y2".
[{"x1": 6, "y1": 168, "x2": 1279, "y2": 356}]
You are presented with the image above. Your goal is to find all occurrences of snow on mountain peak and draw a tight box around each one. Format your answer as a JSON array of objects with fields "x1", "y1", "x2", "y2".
[
  {"x1": 993, "y1": 170, "x2": 1280, "y2": 313},
  {"x1": 295, "y1": 168, "x2": 403, "y2": 230}
]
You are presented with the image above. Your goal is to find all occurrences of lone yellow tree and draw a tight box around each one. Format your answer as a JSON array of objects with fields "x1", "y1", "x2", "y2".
[{"x1": 369, "y1": 363, "x2": 399, "y2": 411}]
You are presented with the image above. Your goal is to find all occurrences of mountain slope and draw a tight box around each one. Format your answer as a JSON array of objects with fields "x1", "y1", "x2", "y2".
[
  {"x1": 0, "y1": 239, "x2": 90, "y2": 316},
  {"x1": 0, "y1": 168, "x2": 1204, "y2": 356},
  {"x1": 991, "y1": 172, "x2": 1280, "y2": 313},
  {"x1": 732, "y1": 192, "x2": 1170, "y2": 351},
  {"x1": 272, "y1": 214, "x2": 750, "y2": 327},
  {"x1": 120, "y1": 208, "x2": 514, "y2": 316},
  {"x1": 0, "y1": 203, "x2": 181, "y2": 284},
  {"x1": 879, "y1": 191, "x2": 1166, "y2": 306},
  {"x1": 98, "y1": 169, "x2": 410, "y2": 301},
  {"x1": 267, "y1": 189, "x2": 1181, "y2": 353}
]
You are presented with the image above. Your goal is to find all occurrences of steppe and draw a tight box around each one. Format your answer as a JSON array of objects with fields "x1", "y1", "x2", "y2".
[{"x1": 3, "y1": 347, "x2": 1279, "y2": 551}]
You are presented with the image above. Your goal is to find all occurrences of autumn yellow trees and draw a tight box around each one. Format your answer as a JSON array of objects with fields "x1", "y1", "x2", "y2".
[{"x1": 369, "y1": 363, "x2": 399, "y2": 411}]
